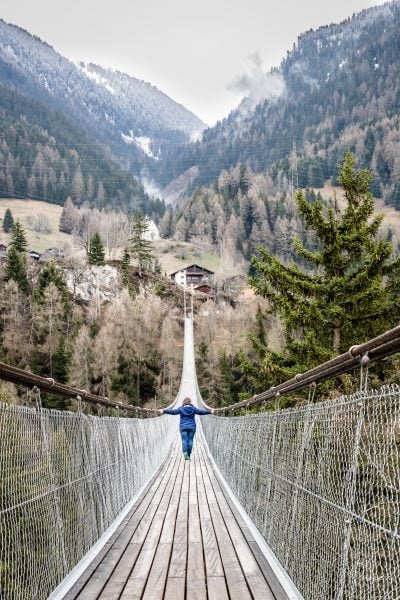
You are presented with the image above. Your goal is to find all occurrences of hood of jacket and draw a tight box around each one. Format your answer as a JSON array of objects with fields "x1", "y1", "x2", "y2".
[{"x1": 180, "y1": 404, "x2": 196, "y2": 416}]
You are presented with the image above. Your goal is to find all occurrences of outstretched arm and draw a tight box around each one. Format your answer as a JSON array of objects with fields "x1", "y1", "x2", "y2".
[
  {"x1": 162, "y1": 408, "x2": 181, "y2": 415},
  {"x1": 193, "y1": 407, "x2": 212, "y2": 415}
]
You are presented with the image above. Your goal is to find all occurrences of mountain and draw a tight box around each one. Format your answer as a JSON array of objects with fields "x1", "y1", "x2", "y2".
[
  {"x1": 0, "y1": 19, "x2": 205, "y2": 211},
  {"x1": 150, "y1": 1, "x2": 400, "y2": 208}
]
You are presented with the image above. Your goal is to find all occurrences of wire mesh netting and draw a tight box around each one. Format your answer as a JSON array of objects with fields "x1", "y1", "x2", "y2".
[
  {"x1": 0, "y1": 403, "x2": 176, "y2": 599},
  {"x1": 201, "y1": 384, "x2": 400, "y2": 600}
]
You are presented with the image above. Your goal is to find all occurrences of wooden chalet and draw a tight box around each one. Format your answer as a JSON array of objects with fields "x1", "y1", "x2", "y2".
[{"x1": 170, "y1": 264, "x2": 214, "y2": 291}]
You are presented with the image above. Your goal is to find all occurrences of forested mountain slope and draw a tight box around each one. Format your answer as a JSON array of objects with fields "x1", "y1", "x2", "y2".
[
  {"x1": 0, "y1": 84, "x2": 152, "y2": 211},
  {"x1": 151, "y1": 1, "x2": 400, "y2": 207},
  {"x1": 0, "y1": 19, "x2": 204, "y2": 210}
]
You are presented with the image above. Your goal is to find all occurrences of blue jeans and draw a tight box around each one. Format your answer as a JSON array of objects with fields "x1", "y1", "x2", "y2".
[{"x1": 180, "y1": 429, "x2": 195, "y2": 456}]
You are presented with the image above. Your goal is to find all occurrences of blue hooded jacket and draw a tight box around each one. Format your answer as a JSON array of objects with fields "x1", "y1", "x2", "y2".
[{"x1": 163, "y1": 404, "x2": 211, "y2": 431}]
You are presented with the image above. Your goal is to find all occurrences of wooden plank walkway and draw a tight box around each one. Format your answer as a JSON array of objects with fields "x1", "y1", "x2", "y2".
[{"x1": 64, "y1": 437, "x2": 276, "y2": 600}]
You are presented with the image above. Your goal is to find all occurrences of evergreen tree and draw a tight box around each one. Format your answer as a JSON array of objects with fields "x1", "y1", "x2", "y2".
[
  {"x1": 9, "y1": 220, "x2": 28, "y2": 253},
  {"x1": 35, "y1": 261, "x2": 70, "y2": 311},
  {"x1": 4, "y1": 245, "x2": 29, "y2": 293},
  {"x1": 43, "y1": 338, "x2": 70, "y2": 409},
  {"x1": 250, "y1": 151, "x2": 400, "y2": 379},
  {"x1": 196, "y1": 339, "x2": 212, "y2": 401},
  {"x1": 255, "y1": 304, "x2": 267, "y2": 346},
  {"x1": 120, "y1": 248, "x2": 133, "y2": 290},
  {"x1": 389, "y1": 182, "x2": 400, "y2": 210},
  {"x1": 88, "y1": 232, "x2": 105, "y2": 266},
  {"x1": 3, "y1": 208, "x2": 14, "y2": 233},
  {"x1": 129, "y1": 212, "x2": 154, "y2": 276}
]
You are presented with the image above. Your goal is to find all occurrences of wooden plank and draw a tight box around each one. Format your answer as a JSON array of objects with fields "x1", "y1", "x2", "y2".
[
  {"x1": 196, "y1": 446, "x2": 225, "y2": 579},
  {"x1": 119, "y1": 450, "x2": 183, "y2": 599},
  {"x1": 197, "y1": 443, "x2": 252, "y2": 600},
  {"x1": 141, "y1": 543, "x2": 173, "y2": 600},
  {"x1": 167, "y1": 458, "x2": 189, "y2": 579},
  {"x1": 64, "y1": 453, "x2": 176, "y2": 600},
  {"x1": 187, "y1": 454, "x2": 207, "y2": 598},
  {"x1": 207, "y1": 576, "x2": 230, "y2": 600},
  {"x1": 200, "y1": 443, "x2": 275, "y2": 600},
  {"x1": 164, "y1": 577, "x2": 185, "y2": 599},
  {"x1": 187, "y1": 542, "x2": 207, "y2": 600},
  {"x1": 188, "y1": 455, "x2": 202, "y2": 543},
  {"x1": 140, "y1": 457, "x2": 186, "y2": 598},
  {"x1": 159, "y1": 457, "x2": 185, "y2": 544},
  {"x1": 97, "y1": 454, "x2": 178, "y2": 599}
]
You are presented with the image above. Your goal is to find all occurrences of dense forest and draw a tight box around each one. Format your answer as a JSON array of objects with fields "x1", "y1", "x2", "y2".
[
  {"x1": 0, "y1": 85, "x2": 162, "y2": 212},
  {"x1": 159, "y1": 162, "x2": 400, "y2": 265},
  {"x1": 148, "y1": 2, "x2": 400, "y2": 209}
]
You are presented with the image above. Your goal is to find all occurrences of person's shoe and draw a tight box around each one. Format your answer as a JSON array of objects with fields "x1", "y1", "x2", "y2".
[{"x1": 183, "y1": 452, "x2": 189, "y2": 460}]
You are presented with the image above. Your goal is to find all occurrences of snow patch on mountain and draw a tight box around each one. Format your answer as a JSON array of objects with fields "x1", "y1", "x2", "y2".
[
  {"x1": 121, "y1": 132, "x2": 158, "y2": 159},
  {"x1": 78, "y1": 62, "x2": 116, "y2": 94}
]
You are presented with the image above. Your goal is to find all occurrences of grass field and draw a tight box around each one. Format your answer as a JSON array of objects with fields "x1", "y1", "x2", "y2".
[
  {"x1": 154, "y1": 239, "x2": 226, "y2": 277},
  {"x1": 0, "y1": 199, "x2": 72, "y2": 253},
  {"x1": 0, "y1": 199, "x2": 230, "y2": 275}
]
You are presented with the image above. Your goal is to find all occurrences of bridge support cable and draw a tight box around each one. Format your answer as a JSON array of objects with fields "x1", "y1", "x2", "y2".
[
  {"x1": 0, "y1": 360, "x2": 160, "y2": 415},
  {"x1": 210, "y1": 323, "x2": 400, "y2": 414}
]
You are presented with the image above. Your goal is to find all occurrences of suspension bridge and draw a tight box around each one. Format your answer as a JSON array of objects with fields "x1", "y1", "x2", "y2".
[{"x1": 1, "y1": 317, "x2": 400, "y2": 599}]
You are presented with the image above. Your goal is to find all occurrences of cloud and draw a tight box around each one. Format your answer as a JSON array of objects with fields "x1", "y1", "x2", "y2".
[{"x1": 227, "y1": 52, "x2": 286, "y2": 110}]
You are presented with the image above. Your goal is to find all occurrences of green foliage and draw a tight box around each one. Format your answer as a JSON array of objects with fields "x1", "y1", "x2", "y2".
[
  {"x1": 87, "y1": 232, "x2": 106, "y2": 266},
  {"x1": 249, "y1": 152, "x2": 400, "y2": 383},
  {"x1": 129, "y1": 212, "x2": 155, "y2": 276},
  {"x1": 2, "y1": 207, "x2": 14, "y2": 232},
  {"x1": 42, "y1": 338, "x2": 71, "y2": 409},
  {"x1": 0, "y1": 84, "x2": 151, "y2": 211},
  {"x1": 35, "y1": 261, "x2": 69, "y2": 303},
  {"x1": 34, "y1": 262, "x2": 71, "y2": 324},
  {"x1": 154, "y1": 282, "x2": 166, "y2": 297},
  {"x1": 196, "y1": 339, "x2": 249, "y2": 407},
  {"x1": 89, "y1": 320, "x2": 100, "y2": 338},
  {"x1": 120, "y1": 247, "x2": 133, "y2": 291},
  {"x1": 196, "y1": 340, "x2": 212, "y2": 402},
  {"x1": 112, "y1": 354, "x2": 158, "y2": 405},
  {"x1": 9, "y1": 220, "x2": 28, "y2": 253},
  {"x1": 4, "y1": 245, "x2": 29, "y2": 294}
]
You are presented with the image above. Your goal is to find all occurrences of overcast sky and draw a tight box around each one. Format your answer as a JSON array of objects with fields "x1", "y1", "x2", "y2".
[{"x1": 1, "y1": 0, "x2": 387, "y2": 125}]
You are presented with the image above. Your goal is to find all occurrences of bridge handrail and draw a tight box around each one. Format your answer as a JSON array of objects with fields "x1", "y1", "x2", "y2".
[
  {"x1": 0, "y1": 360, "x2": 159, "y2": 416},
  {"x1": 212, "y1": 323, "x2": 400, "y2": 413}
]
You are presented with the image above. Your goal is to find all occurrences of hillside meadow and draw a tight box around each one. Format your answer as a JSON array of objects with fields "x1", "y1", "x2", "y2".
[
  {"x1": 0, "y1": 199, "x2": 71, "y2": 253},
  {"x1": 0, "y1": 199, "x2": 230, "y2": 276}
]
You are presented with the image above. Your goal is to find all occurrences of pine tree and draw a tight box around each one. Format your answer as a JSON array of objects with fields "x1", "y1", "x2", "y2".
[
  {"x1": 120, "y1": 248, "x2": 132, "y2": 289},
  {"x1": 196, "y1": 339, "x2": 212, "y2": 401},
  {"x1": 9, "y1": 220, "x2": 28, "y2": 253},
  {"x1": 129, "y1": 212, "x2": 154, "y2": 276},
  {"x1": 3, "y1": 208, "x2": 14, "y2": 233},
  {"x1": 87, "y1": 232, "x2": 105, "y2": 266},
  {"x1": 250, "y1": 151, "x2": 400, "y2": 377},
  {"x1": 35, "y1": 261, "x2": 70, "y2": 311},
  {"x1": 5, "y1": 245, "x2": 29, "y2": 294},
  {"x1": 43, "y1": 338, "x2": 70, "y2": 410}
]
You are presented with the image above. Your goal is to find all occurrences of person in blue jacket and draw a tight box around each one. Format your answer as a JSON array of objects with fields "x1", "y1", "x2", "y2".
[{"x1": 161, "y1": 397, "x2": 213, "y2": 460}]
